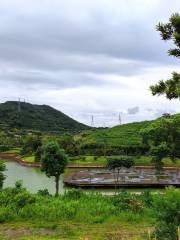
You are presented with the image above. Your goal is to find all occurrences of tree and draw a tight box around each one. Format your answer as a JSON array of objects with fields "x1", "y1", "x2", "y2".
[
  {"x1": 107, "y1": 158, "x2": 134, "y2": 190},
  {"x1": 141, "y1": 116, "x2": 180, "y2": 170},
  {"x1": 150, "y1": 13, "x2": 180, "y2": 99},
  {"x1": 0, "y1": 162, "x2": 6, "y2": 189},
  {"x1": 41, "y1": 141, "x2": 68, "y2": 196},
  {"x1": 21, "y1": 134, "x2": 42, "y2": 158}
]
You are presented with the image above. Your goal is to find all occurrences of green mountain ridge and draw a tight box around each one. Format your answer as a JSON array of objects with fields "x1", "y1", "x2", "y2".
[{"x1": 0, "y1": 101, "x2": 89, "y2": 132}]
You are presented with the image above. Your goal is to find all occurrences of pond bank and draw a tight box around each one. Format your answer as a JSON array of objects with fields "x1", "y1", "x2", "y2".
[
  {"x1": 1, "y1": 152, "x2": 180, "y2": 170},
  {"x1": 0, "y1": 152, "x2": 40, "y2": 167}
]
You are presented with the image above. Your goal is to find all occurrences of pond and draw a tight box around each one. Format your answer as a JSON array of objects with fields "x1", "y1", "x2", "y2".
[
  {"x1": 4, "y1": 161, "x2": 65, "y2": 194},
  {"x1": 3, "y1": 161, "x2": 169, "y2": 195}
]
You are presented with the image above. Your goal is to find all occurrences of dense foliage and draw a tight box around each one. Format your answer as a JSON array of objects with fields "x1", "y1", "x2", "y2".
[
  {"x1": 150, "y1": 13, "x2": 180, "y2": 99},
  {"x1": 0, "y1": 184, "x2": 179, "y2": 239},
  {"x1": 20, "y1": 134, "x2": 42, "y2": 161},
  {"x1": 75, "y1": 114, "x2": 180, "y2": 156},
  {"x1": 141, "y1": 115, "x2": 180, "y2": 169},
  {"x1": 41, "y1": 141, "x2": 68, "y2": 196},
  {"x1": 75, "y1": 121, "x2": 151, "y2": 156},
  {"x1": 153, "y1": 187, "x2": 180, "y2": 240},
  {"x1": 0, "y1": 101, "x2": 89, "y2": 132},
  {"x1": 0, "y1": 162, "x2": 6, "y2": 189}
]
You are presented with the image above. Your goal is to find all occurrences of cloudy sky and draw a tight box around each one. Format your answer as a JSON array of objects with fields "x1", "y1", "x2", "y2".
[{"x1": 0, "y1": 0, "x2": 179, "y2": 127}]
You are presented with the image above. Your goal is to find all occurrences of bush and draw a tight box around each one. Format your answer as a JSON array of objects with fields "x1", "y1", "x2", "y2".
[
  {"x1": 112, "y1": 190, "x2": 143, "y2": 213},
  {"x1": 0, "y1": 207, "x2": 14, "y2": 223},
  {"x1": 14, "y1": 192, "x2": 36, "y2": 210},
  {"x1": 38, "y1": 189, "x2": 51, "y2": 197},
  {"x1": 140, "y1": 190, "x2": 153, "y2": 207},
  {"x1": 63, "y1": 189, "x2": 84, "y2": 200},
  {"x1": 153, "y1": 187, "x2": 180, "y2": 240}
]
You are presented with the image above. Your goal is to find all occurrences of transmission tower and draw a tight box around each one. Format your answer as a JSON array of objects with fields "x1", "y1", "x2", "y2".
[
  {"x1": 118, "y1": 112, "x2": 122, "y2": 125},
  {"x1": 18, "y1": 98, "x2": 21, "y2": 113},
  {"x1": 91, "y1": 115, "x2": 94, "y2": 127}
]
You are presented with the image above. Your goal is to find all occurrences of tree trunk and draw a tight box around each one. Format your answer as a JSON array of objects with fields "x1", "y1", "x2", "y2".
[{"x1": 55, "y1": 175, "x2": 60, "y2": 196}]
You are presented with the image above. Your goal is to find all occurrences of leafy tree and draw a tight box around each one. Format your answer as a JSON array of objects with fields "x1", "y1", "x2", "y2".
[
  {"x1": 107, "y1": 158, "x2": 134, "y2": 190},
  {"x1": 41, "y1": 141, "x2": 68, "y2": 196},
  {"x1": 0, "y1": 131, "x2": 15, "y2": 151},
  {"x1": 150, "y1": 13, "x2": 180, "y2": 99},
  {"x1": 151, "y1": 143, "x2": 169, "y2": 173},
  {"x1": 21, "y1": 134, "x2": 42, "y2": 160},
  {"x1": 0, "y1": 162, "x2": 6, "y2": 189},
  {"x1": 141, "y1": 116, "x2": 180, "y2": 170}
]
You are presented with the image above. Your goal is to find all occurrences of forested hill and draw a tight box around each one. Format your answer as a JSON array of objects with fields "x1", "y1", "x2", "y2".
[{"x1": 0, "y1": 101, "x2": 89, "y2": 132}]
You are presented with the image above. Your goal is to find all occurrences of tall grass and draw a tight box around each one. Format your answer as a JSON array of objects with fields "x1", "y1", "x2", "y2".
[
  {"x1": 0, "y1": 186, "x2": 152, "y2": 224},
  {"x1": 0, "y1": 184, "x2": 179, "y2": 239}
]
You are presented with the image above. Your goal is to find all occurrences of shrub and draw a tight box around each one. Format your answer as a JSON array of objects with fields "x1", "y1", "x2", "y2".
[
  {"x1": 63, "y1": 189, "x2": 84, "y2": 200},
  {"x1": 14, "y1": 192, "x2": 36, "y2": 210},
  {"x1": 153, "y1": 187, "x2": 180, "y2": 240},
  {"x1": 0, "y1": 207, "x2": 14, "y2": 223},
  {"x1": 37, "y1": 189, "x2": 51, "y2": 197}
]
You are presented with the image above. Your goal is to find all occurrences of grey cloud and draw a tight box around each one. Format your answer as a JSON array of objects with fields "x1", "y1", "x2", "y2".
[
  {"x1": 0, "y1": 69, "x2": 130, "y2": 90},
  {"x1": 0, "y1": 0, "x2": 179, "y2": 77},
  {"x1": 128, "y1": 106, "x2": 140, "y2": 115},
  {"x1": 0, "y1": 0, "x2": 179, "y2": 126}
]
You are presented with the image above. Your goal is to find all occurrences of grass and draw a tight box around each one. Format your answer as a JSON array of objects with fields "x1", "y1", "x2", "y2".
[
  {"x1": 0, "y1": 189, "x2": 152, "y2": 240},
  {"x1": 0, "y1": 220, "x2": 150, "y2": 240},
  {"x1": 20, "y1": 153, "x2": 180, "y2": 166},
  {"x1": 79, "y1": 114, "x2": 180, "y2": 148},
  {"x1": 70, "y1": 155, "x2": 180, "y2": 167},
  {"x1": 21, "y1": 155, "x2": 35, "y2": 163},
  {"x1": 2, "y1": 148, "x2": 21, "y2": 154},
  {"x1": 0, "y1": 186, "x2": 156, "y2": 240},
  {"x1": 80, "y1": 121, "x2": 151, "y2": 147},
  {"x1": 0, "y1": 183, "x2": 179, "y2": 239}
]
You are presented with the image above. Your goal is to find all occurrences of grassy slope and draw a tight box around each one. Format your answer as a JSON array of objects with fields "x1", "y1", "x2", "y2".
[
  {"x1": 82, "y1": 113, "x2": 180, "y2": 147},
  {"x1": 82, "y1": 121, "x2": 151, "y2": 147},
  {"x1": 0, "y1": 101, "x2": 89, "y2": 132}
]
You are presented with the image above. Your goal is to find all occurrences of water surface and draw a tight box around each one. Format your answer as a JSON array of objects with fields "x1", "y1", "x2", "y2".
[{"x1": 4, "y1": 161, "x2": 64, "y2": 194}]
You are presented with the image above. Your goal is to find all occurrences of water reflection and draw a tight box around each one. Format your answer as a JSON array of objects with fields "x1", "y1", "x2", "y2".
[{"x1": 4, "y1": 161, "x2": 64, "y2": 194}]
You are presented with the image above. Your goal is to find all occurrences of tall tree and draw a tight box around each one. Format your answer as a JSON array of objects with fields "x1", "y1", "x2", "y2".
[
  {"x1": 41, "y1": 141, "x2": 68, "y2": 196},
  {"x1": 150, "y1": 13, "x2": 180, "y2": 99},
  {"x1": 107, "y1": 158, "x2": 134, "y2": 191},
  {"x1": 0, "y1": 162, "x2": 6, "y2": 189}
]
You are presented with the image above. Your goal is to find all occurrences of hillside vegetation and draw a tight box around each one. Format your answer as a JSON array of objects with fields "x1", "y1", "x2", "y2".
[
  {"x1": 78, "y1": 114, "x2": 180, "y2": 154},
  {"x1": 84, "y1": 121, "x2": 151, "y2": 146},
  {"x1": 0, "y1": 101, "x2": 89, "y2": 132}
]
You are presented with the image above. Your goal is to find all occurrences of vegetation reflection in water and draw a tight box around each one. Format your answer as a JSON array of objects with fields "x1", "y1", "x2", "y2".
[{"x1": 4, "y1": 161, "x2": 65, "y2": 195}]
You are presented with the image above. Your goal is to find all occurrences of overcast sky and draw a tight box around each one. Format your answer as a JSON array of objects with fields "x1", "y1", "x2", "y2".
[{"x1": 0, "y1": 0, "x2": 179, "y2": 126}]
